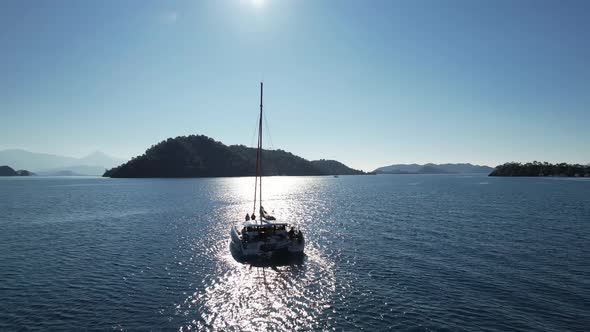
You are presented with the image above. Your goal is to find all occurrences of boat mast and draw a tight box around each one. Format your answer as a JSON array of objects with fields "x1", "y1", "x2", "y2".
[
  {"x1": 258, "y1": 82, "x2": 263, "y2": 222},
  {"x1": 252, "y1": 82, "x2": 263, "y2": 222}
]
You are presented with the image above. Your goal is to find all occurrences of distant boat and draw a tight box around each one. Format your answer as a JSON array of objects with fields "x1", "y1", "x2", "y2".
[
  {"x1": 333, "y1": 175, "x2": 339, "y2": 178},
  {"x1": 230, "y1": 83, "x2": 305, "y2": 259}
]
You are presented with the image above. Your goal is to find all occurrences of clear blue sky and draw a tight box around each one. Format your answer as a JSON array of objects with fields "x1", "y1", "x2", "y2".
[{"x1": 1, "y1": 0, "x2": 589, "y2": 171}]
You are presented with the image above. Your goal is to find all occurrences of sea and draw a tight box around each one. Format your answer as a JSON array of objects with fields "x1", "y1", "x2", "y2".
[{"x1": 0, "y1": 174, "x2": 588, "y2": 331}]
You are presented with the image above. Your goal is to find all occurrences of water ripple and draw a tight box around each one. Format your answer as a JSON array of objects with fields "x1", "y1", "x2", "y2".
[{"x1": 0, "y1": 176, "x2": 589, "y2": 331}]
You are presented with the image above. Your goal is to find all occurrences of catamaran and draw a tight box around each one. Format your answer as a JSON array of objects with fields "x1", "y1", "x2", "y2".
[{"x1": 230, "y1": 82, "x2": 305, "y2": 259}]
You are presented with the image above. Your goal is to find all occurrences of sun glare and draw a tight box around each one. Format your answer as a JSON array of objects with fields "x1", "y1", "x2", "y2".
[{"x1": 251, "y1": 0, "x2": 265, "y2": 8}]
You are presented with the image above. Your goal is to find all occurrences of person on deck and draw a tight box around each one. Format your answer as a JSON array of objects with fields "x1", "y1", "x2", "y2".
[
  {"x1": 296, "y1": 229, "x2": 303, "y2": 242},
  {"x1": 245, "y1": 213, "x2": 250, "y2": 221}
]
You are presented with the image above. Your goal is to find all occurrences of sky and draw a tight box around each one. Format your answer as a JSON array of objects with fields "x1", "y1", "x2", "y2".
[{"x1": 1, "y1": 0, "x2": 589, "y2": 171}]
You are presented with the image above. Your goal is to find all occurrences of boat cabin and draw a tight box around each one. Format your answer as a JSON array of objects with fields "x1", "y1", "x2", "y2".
[{"x1": 239, "y1": 221, "x2": 300, "y2": 242}]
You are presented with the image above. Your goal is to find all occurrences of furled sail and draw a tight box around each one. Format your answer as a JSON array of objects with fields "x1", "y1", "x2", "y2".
[{"x1": 260, "y1": 206, "x2": 276, "y2": 220}]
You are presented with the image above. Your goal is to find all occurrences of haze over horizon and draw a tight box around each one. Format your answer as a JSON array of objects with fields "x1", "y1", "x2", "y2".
[{"x1": 1, "y1": 0, "x2": 589, "y2": 171}]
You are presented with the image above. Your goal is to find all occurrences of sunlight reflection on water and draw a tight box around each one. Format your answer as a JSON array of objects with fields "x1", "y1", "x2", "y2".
[
  {"x1": 180, "y1": 247, "x2": 336, "y2": 331},
  {"x1": 178, "y1": 177, "x2": 338, "y2": 331}
]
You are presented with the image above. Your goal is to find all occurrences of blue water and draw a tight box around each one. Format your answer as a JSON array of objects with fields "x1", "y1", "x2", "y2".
[{"x1": 0, "y1": 175, "x2": 589, "y2": 331}]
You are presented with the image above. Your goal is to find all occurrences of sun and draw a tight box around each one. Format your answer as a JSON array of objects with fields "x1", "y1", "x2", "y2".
[{"x1": 251, "y1": 0, "x2": 265, "y2": 8}]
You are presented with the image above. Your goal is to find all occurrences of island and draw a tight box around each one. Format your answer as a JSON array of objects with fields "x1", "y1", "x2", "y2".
[
  {"x1": 489, "y1": 162, "x2": 590, "y2": 177},
  {"x1": 373, "y1": 163, "x2": 493, "y2": 174},
  {"x1": 310, "y1": 159, "x2": 366, "y2": 175},
  {"x1": 0, "y1": 165, "x2": 35, "y2": 176},
  {"x1": 103, "y1": 135, "x2": 365, "y2": 178}
]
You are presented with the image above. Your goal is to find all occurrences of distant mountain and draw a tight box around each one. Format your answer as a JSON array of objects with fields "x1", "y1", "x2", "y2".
[
  {"x1": 0, "y1": 149, "x2": 76, "y2": 170},
  {"x1": 374, "y1": 163, "x2": 422, "y2": 173},
  {"x1": 374, "y1": 163, "x2": 493, "y2": 174},
  {"x1": 418, "y1": 165, "x2": 451, "y2": 174},
  {"x1": 16, "y1": 169, "x2": 35, "y2": 176},
  {"x1": 36, "y1": 170, "x2": 88, "y2": 176},
  {"x1": 35, "y1": 165, "x2": 106, "y2": 176},
  {"x1": 0, "y1": 165, "x2": 34, "y2": 176},
  {"x1": 104, "y1": 135, "x2": 365, "y2": 178},
  {"x1": 0, "y1": 149, "x2": 124, "y2": 175},
  {"x1": 77, "y1": 151, "x2": 124, "y2": 168}
]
